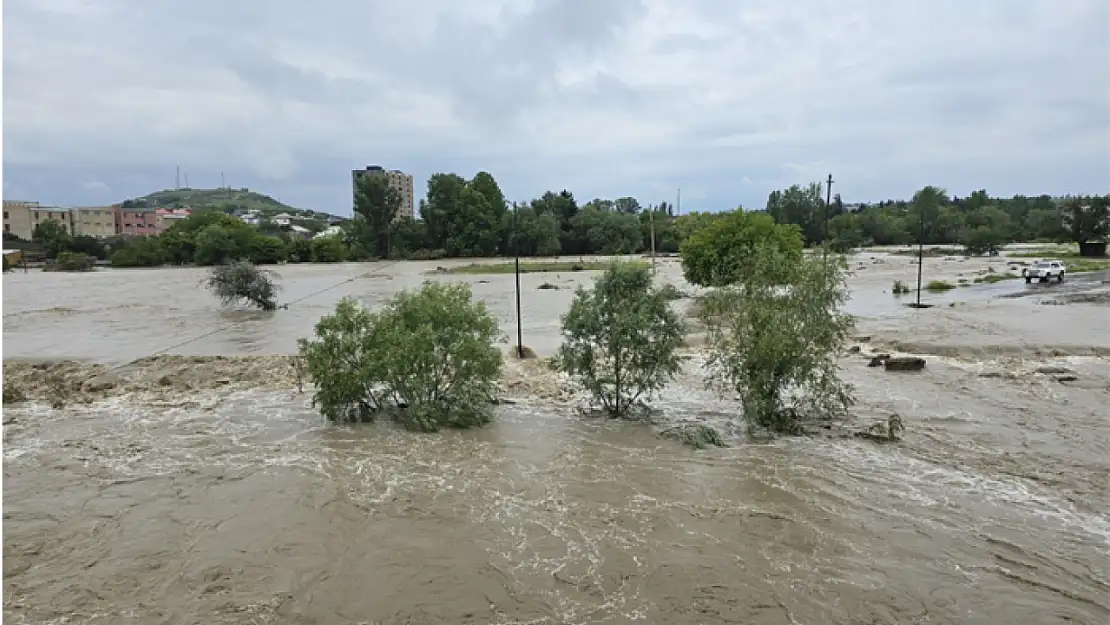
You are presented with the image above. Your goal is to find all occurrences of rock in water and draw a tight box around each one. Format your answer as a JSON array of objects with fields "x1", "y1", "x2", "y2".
[{"x1": 884, "y1": 356, "x2": 926, "y2": 372}]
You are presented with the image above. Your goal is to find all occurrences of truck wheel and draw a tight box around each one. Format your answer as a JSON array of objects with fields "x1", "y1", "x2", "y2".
[
  {"x1": 1025, "y1": 276, "x2": 1032, "y2": 284},
  {"x1": 1058, "y1": 273, "x2": 1064, "y2": 282}
]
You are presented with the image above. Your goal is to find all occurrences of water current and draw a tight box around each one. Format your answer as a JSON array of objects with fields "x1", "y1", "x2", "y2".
[{"x1": 3, "y1": 254, "x2": 1108, "y2": 624}]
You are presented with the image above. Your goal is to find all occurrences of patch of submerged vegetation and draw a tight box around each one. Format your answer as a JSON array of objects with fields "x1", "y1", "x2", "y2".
[{"x1": 660, "y1": 423, "x2": 727, "y2": 449}]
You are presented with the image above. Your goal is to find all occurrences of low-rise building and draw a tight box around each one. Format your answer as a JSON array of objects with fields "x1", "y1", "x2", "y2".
[
  {"x1": 30, "y1": 206, "x2": 75, "y2": 237},
  {"x1": 155, "y1": 208, "x2": 192, "y2": 232},
  {"x1": 3, "y1": 200, "x2": 38, "y2": 239},
  {"x1": 71, "y1": 206, "x2": 119, "y2": 238},
  {"x1": 116, "y1": 206, "x2": 160, "y2": 237},
  {"x1": 271, "y1": 212, "x2": 295, "y2": 226}
]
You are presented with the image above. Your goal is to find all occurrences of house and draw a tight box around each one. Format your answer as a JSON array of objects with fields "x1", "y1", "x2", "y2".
[
  {"x1": 3, "y1": 201, "x2": 74, "y2": 239},
  {"x1": 287, "y1": 224, "x2": 313, "y2": 240},
  {"x1": 155, "y1": 208, "x2": 192, "y2": 231},
  {"x1": 314, "y1": 225, "x2": 343, "y2": 239},
  {"x1": 240, "y1": 211, "x2": 261, "y2": 226},
  {"x1": 271, "y1": 212, "x2": 295, "y2": 226}
]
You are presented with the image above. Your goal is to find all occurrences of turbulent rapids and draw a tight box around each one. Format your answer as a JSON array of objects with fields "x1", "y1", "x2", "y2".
[{"x1": 3, "y1": 254, "x2": 1109, "y2": 624}]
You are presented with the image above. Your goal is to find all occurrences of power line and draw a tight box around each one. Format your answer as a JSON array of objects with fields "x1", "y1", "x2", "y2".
[{"x1": 101, "y1": 261, "x2": 399, "y2": 374}]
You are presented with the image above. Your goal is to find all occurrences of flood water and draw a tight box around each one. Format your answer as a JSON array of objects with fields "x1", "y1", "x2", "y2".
[{"x1": 3, "y1": 254, "x2": 1109, "y2": 624}]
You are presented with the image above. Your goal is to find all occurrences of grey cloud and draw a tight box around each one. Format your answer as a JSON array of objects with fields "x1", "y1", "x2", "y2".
[{"x1": 3, "y1": 0, "x2": 1108, "y2": 212}]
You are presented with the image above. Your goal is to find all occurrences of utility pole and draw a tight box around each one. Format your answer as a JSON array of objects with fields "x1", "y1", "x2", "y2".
[
  {"x1": 676, "y1": 187, "x2": 682, "y2": 216},
  {"x1": 184, "y1": 172, "x2": 189, "y2": 189},
  {"x1": 915, "y1": 206, "x2": 926, "y2": 307},
  {"x1": 175, "y1": 166, "x2": 180, "y2": 190},
  {"x1": 649, "y1": 205, "x2": 657, "y2": 276},
  {"x1": 823, "y1": 173, "x2": 834, "y2": 262},
  {"x1": 513, "y1": 203, "x2": 524, "y2": 358}
]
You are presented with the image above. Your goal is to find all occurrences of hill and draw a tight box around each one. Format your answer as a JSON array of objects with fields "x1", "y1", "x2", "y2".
[{"x1": 120, "y1": 188, "x2": 339, "y2": 220}]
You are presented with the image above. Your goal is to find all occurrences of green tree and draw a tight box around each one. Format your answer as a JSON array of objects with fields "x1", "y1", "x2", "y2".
[
  {"x1": 69, "y1": 235, "x2": 108, "y2": 260},
  {"x1": 297, "y1": 283, "x2": 502, "y2": 431},
  {"x1": 310, "y1": 236, "x2": 348, "y2": 262},
  {"x1": 109, "y1": 237, "x2": 167, "y2": 267},
  {"x1": 555, "y1": 263, "x2": 684, "y2": 418},
  {"x1": 680, "y1": 210, "x2": 804, "y2": 287},
  {"x1": 353, "y1": 174, "x2": 402, "y2": 258},
  {"x1": 247, "y1": 235, "x2": 288, "y2": 264},
  {"x1": 700, "y1": 250, "x2": 854, "y2": 435},
  {"x1": 1061, "y1": 195, "x2": 1109, "y2": 249},
  {"x1": 194, "y1": 224, "x2": 238, "y2": 265},
  {"x1": 766, "y1": 182, "x2": 825, "y2": 245},
  {"x1": 32, "y1": 221, "x2": 71, "y2": 259},
  {"x1": 960, "y1": 206, "x2": 1012, "y2": 255},
  {"x1": 205, "y1": 261, "x2": 280, "y2": 310}
]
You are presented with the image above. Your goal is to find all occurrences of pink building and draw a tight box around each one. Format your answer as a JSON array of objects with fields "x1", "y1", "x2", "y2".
[
  {"x1": 155, "y1": 208, "x2": 192, "y2": 232},
  {"x1": 115, "y1": 207, "x2": 160, "y2": 237}
]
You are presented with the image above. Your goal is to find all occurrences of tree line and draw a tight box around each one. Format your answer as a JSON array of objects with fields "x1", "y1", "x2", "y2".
[
  {"x1": 768, "y1": 183, "x2": 1108, "y2": 255},
  {"x1": 10, "y1": 171, "x2": 1106, "y2": 269},
  {"x1": 350, "y1": 174, "x2": 1109, "y2": 259}
]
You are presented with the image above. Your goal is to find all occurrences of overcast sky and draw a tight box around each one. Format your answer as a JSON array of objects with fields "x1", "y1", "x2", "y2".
[{"x1": 3, "y1": 0, "x2": 1108, "y2": 215}]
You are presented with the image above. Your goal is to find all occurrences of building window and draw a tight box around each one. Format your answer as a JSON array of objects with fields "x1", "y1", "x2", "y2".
[{"x1": 3, "y1": 211, "x2": 8, "y2": 219}]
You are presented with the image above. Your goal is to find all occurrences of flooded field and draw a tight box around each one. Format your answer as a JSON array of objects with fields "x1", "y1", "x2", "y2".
[{"x1": 4, "y1": 252, "x2": 1109, "y2": 624}]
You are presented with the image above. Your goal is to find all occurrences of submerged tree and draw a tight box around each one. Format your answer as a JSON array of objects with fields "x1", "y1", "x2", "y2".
[
  {"x1": 204, "y1": 260, "x2": 280, "y2": 310},
  {"x1": 298, "y1": 283, "x2": 502, "y2": 432},
  {"x1": 700, "y1": 249, "x2": 854, "y2": 434},
  {"x1": 555, "y1": 262, "x2": 684, "y2": 418}
]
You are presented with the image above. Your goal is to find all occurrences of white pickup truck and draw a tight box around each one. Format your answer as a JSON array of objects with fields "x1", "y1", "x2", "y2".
[{"x1": 1022, "y1": 259, "x2": 1066, "y2": 283}]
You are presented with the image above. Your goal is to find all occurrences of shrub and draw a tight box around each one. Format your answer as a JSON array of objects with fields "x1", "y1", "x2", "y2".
[
  {"x1": 310, "y1": 236, "x2": 348, "y2": 263},
  {"x1": 109, "y1": 237, "x2": 168, "y2": 267},
  {"x1": 679, "y1": 209, "x2": 803, "y2": 287},
  {"x1": 204, "y1": 261, "x2": 280, "y2": 310},
  {"x1": 298, "y1": 283, "x2": 502, "y2": 431},
  {"x1": 411, "y1": 248, "x2": 447, "y2": 261},
  {"x1": 2, "y1": 254, "x2": 9, "y2": 273},
  {"x1": 247, "y1": 235, "x2": 288, "y2": 264},
  {"x1": 46, "y1": 251, "x2": 95, "y2": 272},
  {"x1": 925, "y1": 280, "x2": 955, "y2": 292},
  {"x1": 555, "y1": 263, "x2": 684, "y2": 418},
  {"x1": 891, "y1": 280, "x2": 911, "y2": 294},
  {"x1": 700, "y1": 249, "x2": 854, "y2": 435}
]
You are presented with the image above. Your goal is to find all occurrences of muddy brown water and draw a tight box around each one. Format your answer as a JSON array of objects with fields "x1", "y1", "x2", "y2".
[{"x1": 3, "y1": 254, "x2": 1109, "y2": 624}]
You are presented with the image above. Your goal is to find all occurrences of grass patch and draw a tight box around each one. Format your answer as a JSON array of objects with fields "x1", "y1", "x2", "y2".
[
  {"x1": 974, "y1": 273, "x2": 1020, "y2": 284},
  {"x1": 1007, "y1": 245, "x2": 1082, "y2": 259},
  {"x1": 925, "y1": 280, "x2": 956, "y2": 292},
  {"x1": 437, "y1": 261, "x2": 648, "y2": 275},
  {"x1": 1066, "y1": 259, "x2": 1110, "y2": 273}
]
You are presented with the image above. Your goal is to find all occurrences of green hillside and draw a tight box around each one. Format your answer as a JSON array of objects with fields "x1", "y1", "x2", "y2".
[{"x1": 120, "y1": 188, "x2": 337, "y2": 220}]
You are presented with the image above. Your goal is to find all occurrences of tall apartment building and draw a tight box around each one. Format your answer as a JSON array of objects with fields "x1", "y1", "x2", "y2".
[{"x1": 352, "y1": 165, "x2": 415, "y2": 219}]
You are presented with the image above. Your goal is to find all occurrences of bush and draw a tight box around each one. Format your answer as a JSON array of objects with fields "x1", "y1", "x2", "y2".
[
  {"x1": 555, "y1": 263, "x2": 684, "y2": 418},
  {"x1": 2, "y1": 255, "x2": 9, "y2": 272},
  {"x1": 109, "y1": 237, "x2": 168, "y2": 267},
  {"x1": 298, "y1": 283, "x2": 502, "y2": 431},
  {"x1": 411, "y1": 248, "x2": 447, "y2": 261},
  {"x1": 700, "y1": 249, "x2": 854, "y2": 435},
  {"x1": 680, "y1": 210, "x2": 803, "y2": 287},
  {"x1": 287, "y1": 238, "x2": 313, "y2": 263},
  {"x1": 247, "y1": 235, "x2": 287, "y2": 264},
  {"x1": 46, "y1": 251, "x2": 95, "y2": 272},
  {"x1": 204, "y1": 261, "x2": 280, "y2": 310},
  {"x1": 925, "y1": 280, "x2": 955, "y2": 292},
  {"x1": 310, "y1": 236, "x2": 348, "y2": 262},
  {"x1": 891, "y1": 280, "x2": 911, "y2": 295}
]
